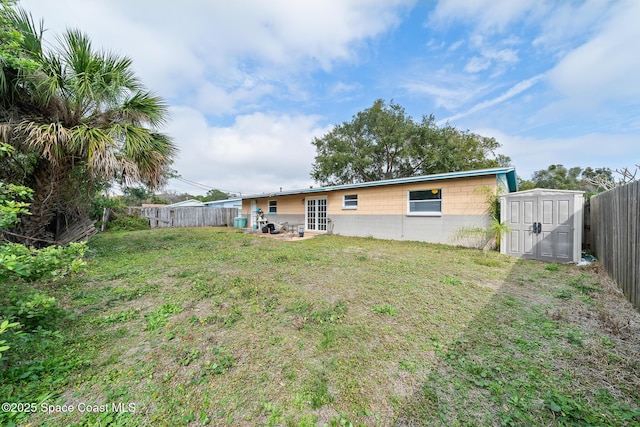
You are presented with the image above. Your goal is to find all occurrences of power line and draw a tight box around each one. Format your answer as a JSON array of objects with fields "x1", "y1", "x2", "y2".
[{"x1": 171, "y1": 177, "x2": 242, "y2": 195}]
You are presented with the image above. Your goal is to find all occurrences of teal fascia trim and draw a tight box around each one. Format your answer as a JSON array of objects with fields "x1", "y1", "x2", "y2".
[
  {"x1": 497, "y1": 169, "x2": 518, "y2": 193},
  {"x1": 243, "y1": 167, "x2": 518, "y2": 199}
]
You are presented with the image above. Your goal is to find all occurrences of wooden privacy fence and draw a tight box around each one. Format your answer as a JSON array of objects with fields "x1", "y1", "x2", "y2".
[
  {"x1": 140, "y1": 207, "x2": 237, "y2": 228},
  {"x1": 590, "y1": 180, "x2": 639, "y2": 311}
]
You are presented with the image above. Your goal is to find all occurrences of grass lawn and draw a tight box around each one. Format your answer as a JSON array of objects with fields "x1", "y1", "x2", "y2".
[{"x1": 2, "y1": 227, "x2": 639, "y2": 426}]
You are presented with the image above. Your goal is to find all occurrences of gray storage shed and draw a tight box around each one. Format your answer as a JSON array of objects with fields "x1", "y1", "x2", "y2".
[{"x1": 500, "y1": 189, "x2": 584, "y2": 263}]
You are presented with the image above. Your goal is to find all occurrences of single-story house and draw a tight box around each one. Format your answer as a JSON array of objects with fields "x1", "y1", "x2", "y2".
[{"x1": 241, "y1": 167, "x2": 518, "y2": 245}]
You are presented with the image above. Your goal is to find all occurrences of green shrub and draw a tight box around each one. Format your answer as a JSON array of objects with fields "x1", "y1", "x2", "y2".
[
  {"x1": 107, "y1": 215, "x2": 150, "y2": 232},
  {"x1": 2, "y1": 287, "x2": 66, "y2": 331},
  {"x1": 0, "y1": 242, "x2": 87, "y2": 282},
  {"x1": 0, "y1": 320, "x2": 20, "y2": 361}
]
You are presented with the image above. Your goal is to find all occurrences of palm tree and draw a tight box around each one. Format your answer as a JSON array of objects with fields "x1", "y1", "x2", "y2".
[{"x1": 1, "y1": 6, "x2": 177, "y2": 245}]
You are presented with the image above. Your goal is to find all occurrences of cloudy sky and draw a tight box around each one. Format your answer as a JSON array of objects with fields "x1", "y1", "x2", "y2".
[{"x1": 21, "y1": 0, "x2": 640, "y2": 196}]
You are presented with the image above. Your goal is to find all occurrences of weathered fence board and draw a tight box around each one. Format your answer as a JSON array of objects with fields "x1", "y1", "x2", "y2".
[
  {"x1": 582, "y1": 200, "x2": 591, "y2": 250},
  {"x1": 140, "y1": 207, "x2": 237, "y2": 228},
  {"x1": 591, "y1": 180, "x2": 640, "y2": 311},
  {"x1": 57, "y1": 218, "x2": 97, "y2": 245}
]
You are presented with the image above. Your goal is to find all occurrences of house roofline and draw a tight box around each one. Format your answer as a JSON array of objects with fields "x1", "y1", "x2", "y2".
[{"x1": 242, "y1": 167, "x2": 517, "y2": 199}]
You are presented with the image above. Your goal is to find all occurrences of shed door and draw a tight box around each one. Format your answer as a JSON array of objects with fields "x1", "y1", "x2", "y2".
[
  {"x1": 537, "y1": 195, "x2": 574, "y2": 262},
  {"x1": 505, "y1": 194, "x2": 575, "y2": 262},
  {"x1": 506, "y1": 196, "x2": 537, "y2": 259}
]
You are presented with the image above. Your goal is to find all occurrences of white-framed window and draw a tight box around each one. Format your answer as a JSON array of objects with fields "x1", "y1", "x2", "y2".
[
  {"x1": 268, "y1": 200, "x2": 277, "y2": 214},
  {"x1": 407, "y1": 189, "x2": 442, "y2": 216},
  {"x1": 342, "y1": 194, "x2": 358, "y2": 209}
]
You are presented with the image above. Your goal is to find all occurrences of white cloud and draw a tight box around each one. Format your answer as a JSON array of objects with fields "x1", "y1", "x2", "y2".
[
  {"x1": 329, "y1": 82, "x2": 361, "y2": 97},
  {"x1": 461, "y1": 35, "x2": 519, "y2": 75},
  {"x1": 402, "y1": 67, "x2": 492, "y2": 111},
  {"x1": 404, "y1": 81, "x2": 485, "y2": 111},
  {"x1": 193, "y1": 81, "x2": 276, "y2": 116},
  {"x1": 533, "y1": 0, "x2": 614, "y2": 50},
  {"x1": 23, "y1": 0, "x2": 413, "y2": 109},
  {"x1": 476, "y1": 128, "x2": 638, "y2": 179},
  {"x1": 165, "y1": 108, "x2": 330, "y2": 195},
  {"x1": 430, "y1": 0, "x2": 537, "y2": 31},
  {"x1": 440, "y1": 74, "x2": 545, "y2": 123},
  {"x1": 448, "y1": 40, "x2": 464, "y2": 51},
  {"x1": 547, "y1": 0, "x2": 640, "y2": 103},
  {"x1": 464, "y1": 57, "x2": 491, "y2": 73}
]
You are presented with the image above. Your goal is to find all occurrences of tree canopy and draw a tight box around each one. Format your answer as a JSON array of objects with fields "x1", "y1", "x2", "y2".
[
  {"x1": 193, "y1": 189, "x2": 232, "y2": 202},
  {"x1": 0, "y1": 3, "x2": 177, "y2": 245},
  {"x1": 311, "y1": 99, "x2": 511, "y2": 185},
  {"x1": 518, "y1": 164, "x2": 614, "y2": 195}
]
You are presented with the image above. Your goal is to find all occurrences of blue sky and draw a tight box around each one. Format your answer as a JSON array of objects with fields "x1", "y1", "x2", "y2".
[{"x1": 21, "y1": 0, "x2": 640, "y2": 195}]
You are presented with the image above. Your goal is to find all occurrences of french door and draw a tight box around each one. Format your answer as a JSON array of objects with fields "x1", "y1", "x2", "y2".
[{"x1": 305, "y1": 197, "x2": 327, "y2": 231}]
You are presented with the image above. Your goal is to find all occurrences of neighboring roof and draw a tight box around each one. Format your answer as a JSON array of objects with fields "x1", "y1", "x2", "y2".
[
  {"x1": 243, "y1": 167, "x2": 517, "y2": 199},
  {"x1": 203, "y1": 198, "x2": 242, "y2": 206},
  {"x1": 165, "y1": 199, "x2": 205, "y2": 208}
]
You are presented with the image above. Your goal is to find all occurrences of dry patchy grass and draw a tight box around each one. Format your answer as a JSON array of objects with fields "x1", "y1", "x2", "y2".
[{"x1": 10, "y1": 228, "x2": 640, "y2": 427}]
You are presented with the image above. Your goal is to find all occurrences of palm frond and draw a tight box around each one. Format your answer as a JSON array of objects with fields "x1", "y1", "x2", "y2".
[
  {"x1": 0, "y1": 123, "x2": 12, "y2": 143},
  {"x1": 118, "y1": 91, "x2": 170, "y2": 127},
  {"x1": 4, "y1": 6, "x2": 45, "y2": 59},
  {"x1": 99, "y1": 53, "x2": 140, "y2": 95},
  {"x1": 122, "y1": 129, "x2": 177, "y2": 189},
  {"x1": 0, "y1": 58, "x2": 7, "y2": 95},
  {"x1": 18, "y1": 121, "x2": 71, "y2": 165},
  {"x1": 114, "y1": 155, "x2": 141, "y2": 186}
]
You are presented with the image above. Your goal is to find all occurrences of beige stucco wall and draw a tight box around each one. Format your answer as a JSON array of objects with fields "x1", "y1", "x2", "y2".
[
  {"x1": 242, "y1": 175, "x2": 497, "y2": 217},
  {"x1": 241, "y1": 194, "x2": 305, "y2": 217},
  {"x1": 329, "y1": 176, "x2": 495, "y2": 216}
]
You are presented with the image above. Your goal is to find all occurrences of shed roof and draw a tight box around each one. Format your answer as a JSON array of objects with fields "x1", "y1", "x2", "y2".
[
  {"x1": 500, "y1": 188, "x2": 585, "y2": 199},
  {"x1": 243, "y1": 167, "x2": 517, "y2": 199}
]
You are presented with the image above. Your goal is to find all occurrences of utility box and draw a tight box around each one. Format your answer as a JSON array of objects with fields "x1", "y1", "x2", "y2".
[{"x1": 500, "y1": 189, "x2": 584, "y2": 263}]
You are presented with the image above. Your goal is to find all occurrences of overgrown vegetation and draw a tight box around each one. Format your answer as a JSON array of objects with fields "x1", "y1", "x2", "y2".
[
  {"x1": 0, "y1": 139, "x2": 88, "y2": 427},
  {"x1": 0, "y1": 2, "x2": 177, "y2": 245},
  {"x1": 2, "y1": 228, "x2": 638, "y2": 426},
  {"x1": 452, "y1": 185, "x2": 509, "y2": 250}
]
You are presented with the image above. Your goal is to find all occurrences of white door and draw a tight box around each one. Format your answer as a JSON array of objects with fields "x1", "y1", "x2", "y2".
[{"x1": 305, "y1": 197, "x2": 327, "y2": 231}]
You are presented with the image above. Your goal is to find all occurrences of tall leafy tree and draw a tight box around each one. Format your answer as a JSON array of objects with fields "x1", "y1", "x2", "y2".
[
  {"x1": 311, "y1": 99, "x2": 510, "y2": 185},
  {"x1": 0, "y1": 4, "x2": 177, "y2": 245},
  {"x1": 520, "y1": 164, "x2": 615, "y2": 194},
  {"x1": 530, "y1": 164, "x2": 583, "y2": 190},
  {"x1": 194, "y1": 189, "x2": 231, "y2": 202}
]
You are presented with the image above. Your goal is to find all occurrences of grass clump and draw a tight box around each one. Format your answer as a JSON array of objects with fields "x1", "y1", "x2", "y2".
[
  {"x1": 145, "y1": 303, "x2": 182, "y2": 331},
  {"x1": 372, "y1": 303, "x2": 398, "y2": 316},
  {"x1": 439, "y1": 276, "x2": 462, "y2": 285}
]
